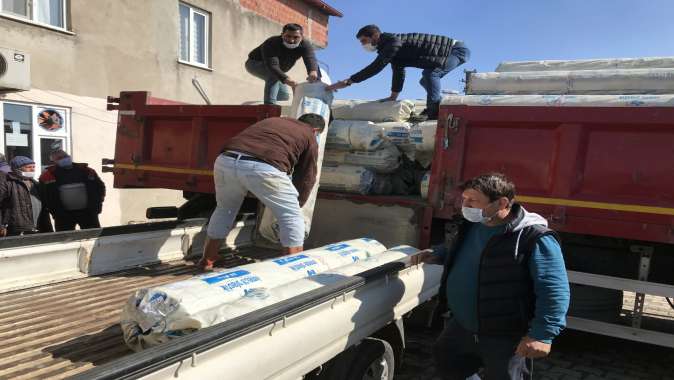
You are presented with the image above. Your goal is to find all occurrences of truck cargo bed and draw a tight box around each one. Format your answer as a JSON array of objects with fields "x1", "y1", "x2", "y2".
[{"x1": 0, "y1": 248, "x2": 273, "y2": 380}]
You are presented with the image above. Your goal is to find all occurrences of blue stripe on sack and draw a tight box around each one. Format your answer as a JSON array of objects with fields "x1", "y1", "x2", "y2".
[{"x1": 202, "y1": 269, "x2": 250, "y2": 284}]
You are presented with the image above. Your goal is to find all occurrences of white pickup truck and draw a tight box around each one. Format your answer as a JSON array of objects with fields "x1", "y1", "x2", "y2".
[{"x1": 0, "y1": 218, "x2": 442, "y2": 380}]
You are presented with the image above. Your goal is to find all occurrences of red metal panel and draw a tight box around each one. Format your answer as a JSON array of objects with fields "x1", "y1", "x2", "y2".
[
  {"x1": 111, "y1": 91, "x2": 281, "y2": 194},
  {"x1": 430, "y1": 104, "x2": 674, "y2": 244}
]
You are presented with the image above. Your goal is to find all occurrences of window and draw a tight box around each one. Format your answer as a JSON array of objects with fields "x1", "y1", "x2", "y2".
[
  {"x1": 0, "y1": 0, "x2": 66, "y2": 29},
  {"x1": 1, "y1": 102, "x2": 71, "y2": 172},
  {"x1": 179, "y1": 2, "x2": 210, "y2": 67}
]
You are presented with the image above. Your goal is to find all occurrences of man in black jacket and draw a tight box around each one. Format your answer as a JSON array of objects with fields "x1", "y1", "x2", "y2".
[
  {"x1": 327, "y1": 24, "x2": 470, "y2": 120},
  {"x1": 246, "y1": 23, "x2": 320, "y2": 105},
  {"x1": 0, "y1": 156, "x2": 53, "y2": 236},
  {"x1": 39, "y1": 150, "x2": 106, "y2": 231}
]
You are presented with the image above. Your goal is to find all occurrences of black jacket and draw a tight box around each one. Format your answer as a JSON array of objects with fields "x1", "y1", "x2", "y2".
[
  {"x1": 0, "y1": 172, "x2": 53, "y2": 234},
  {"x1": 350, "y1": 32, "x2": 457, "y2": 93},
  {"x1": 248, "y1": 36, "x2": 318, "y2": 82},
  {"x1": 39, "y1": 163, "x2": 106, "y2": 217}
]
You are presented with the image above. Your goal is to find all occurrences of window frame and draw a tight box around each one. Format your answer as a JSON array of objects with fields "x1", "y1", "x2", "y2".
[
  {"x1": 0, "y1": 0, "x2": 69, "y2": 32},
  {"x1": 0, "y1": 100, "x2": 72, "y2": 173},
  {"x1": 178, "y1": 2, "x2": 211, "y2": 69}
]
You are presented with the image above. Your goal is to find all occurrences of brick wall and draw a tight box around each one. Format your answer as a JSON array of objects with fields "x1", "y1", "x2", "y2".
[{"x1": 240, "y1": 0, "x2": 330, "y2": 47}]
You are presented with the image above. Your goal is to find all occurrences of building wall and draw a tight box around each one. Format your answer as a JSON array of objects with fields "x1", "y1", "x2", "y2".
[{"x1": 0, "y1": 0, "x2": 334, "y2": 226}]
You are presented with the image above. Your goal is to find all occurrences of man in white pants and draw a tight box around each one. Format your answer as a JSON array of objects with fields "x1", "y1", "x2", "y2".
[{"x1": 198, "y1": 114, "x2": 325, "y2": 270}]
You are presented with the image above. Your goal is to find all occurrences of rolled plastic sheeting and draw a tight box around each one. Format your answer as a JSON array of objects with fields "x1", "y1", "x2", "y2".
[
  {"x1": 323, "y1": 142, "x2": 401, "y2": 174},
  {"x1": 496, "y1": 56, "x2": 674, "y2": 72},
  {"x1": 258, "y1": 81, "x2": 332, "y2": 245},
  {"x1": 121, "y1": 238, "x2": 387, "y2": 351},
  {"x1": 332, "y1": 99, "x2": 415, "y2": 122},
  {"x1": 442, "y1": 94, "x2": 674, "y2": 107},
  {"x1": 420, "y1": 172, "x2": 430, "y2": 199},
  {"x1": 327, "y1": 120, "x2": 385, "y2": 151},
  {"x1": 319, "y1": 165, "x2": 375, "y2": 195},
  {"x1": 410, "y1": 121, "x2": 437, "y2": 168},
  {"x1": 466, "y1": 69, "x2": 674, "y2": 95}
]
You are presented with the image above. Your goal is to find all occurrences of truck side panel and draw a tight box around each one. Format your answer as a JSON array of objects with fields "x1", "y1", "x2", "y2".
[{"x1": 430, "y1": 105, "x2": 674, "y2": 244}]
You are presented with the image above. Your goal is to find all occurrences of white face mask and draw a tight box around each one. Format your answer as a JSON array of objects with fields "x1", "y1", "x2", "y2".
[
  {"x1": 362, "y1": 43, "x2": 377, "y2": 52},
  {"x1": 283, "y1": 41, "x2": 301, "y2": 49},
  {"x1": 19, "y1": 171, "x2": 35, "y2": 179},
  {"x1": 461, "y1": 202, "x2": 498, "y2": 224}
]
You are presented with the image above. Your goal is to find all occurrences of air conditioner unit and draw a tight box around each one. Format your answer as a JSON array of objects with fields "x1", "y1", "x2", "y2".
[{"x1": 0, "y1": 47, "x2": 30, "y2": 92}]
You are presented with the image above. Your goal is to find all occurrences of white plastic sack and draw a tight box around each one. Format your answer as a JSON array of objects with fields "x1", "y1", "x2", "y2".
[
  {"x1": 258, "y1": 81, "x2": 333, "y2": 245},
  {"x1": 442, "y1": 94, "x2": 674, "y2": 107},
  {"x1": 319, "y1": 165, "x2": 375, "y2": 195},
  {"x1": 327, "y1": 120, "x2": 385, "y2": 151},
  {"x1": 410, "y1": 121, "x2": 437, "y2": 168},
  {"x1": 121, "y1": 238, "x2": 387, "y2": 351},
  {"x1": 466, "y1": 68, "x2": 674, "y2": 95},
  {"x1": 496, "y1": 56, "x2": 674, "y2": 72},
  {"x1": 377, "y1": 122, "x2": 412, "y2": 145},
  {"x1": 420, "y1": 172, "x2": 430, "y2": 199},
  {"x1": 332, "y1": 99, "x2": 415, "y2": 122},
  {"x1": 324, "y1": 142, "x2": 401, "y2": 174}
]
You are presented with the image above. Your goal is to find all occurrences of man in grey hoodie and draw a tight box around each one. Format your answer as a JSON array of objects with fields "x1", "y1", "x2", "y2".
[{"x1": 420, "y1": 173, "x2": 570, "y2": 380}]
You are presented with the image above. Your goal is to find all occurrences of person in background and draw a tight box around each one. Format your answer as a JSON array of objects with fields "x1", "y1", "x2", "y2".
[
  {"x1": 0, "y1": 153, "x2": 11, "y2": 174},
  {"x1": 418, "y1": 173, "x2": 570, "y2": 379},
  {"x1": 327, "y1": 24, "x2": 470, "y2": 120},
  {"x1": 0, "y1": 156, "x2": 53, "y2": 236},
  {"x1": 246, "y1": 23, "x2": 320, "y2": 104},
  {"x1": 198, "y1": 114, "x2": 325, "y2": 271},
  {"x1": 39, "y1": 149, "x2": 106, "y2": 231}
]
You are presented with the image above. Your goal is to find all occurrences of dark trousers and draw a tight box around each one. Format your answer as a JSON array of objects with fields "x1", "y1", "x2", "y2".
[
  {"x1": 54, "y1": 210, "x2": 101, "y2": 231},
  {"x1": 433, "y1": 319, "x2": 533, "y2": 380},
  {"x1": 419, "y1": 42, "x2": 470, "y2": 118}
]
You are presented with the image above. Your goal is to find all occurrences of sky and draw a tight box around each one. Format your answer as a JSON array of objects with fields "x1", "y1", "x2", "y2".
[{"x1": 316, "y1": 0, "x2": 674, "y2": 101}]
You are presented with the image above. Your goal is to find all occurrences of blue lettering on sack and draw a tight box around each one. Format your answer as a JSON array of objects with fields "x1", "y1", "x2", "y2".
[
  {"x1": 326, "y1": 243, "x2": 350, "y2": 251},
  {"x1": 220, "y1": 275, "x2": 261, "y2": 292},
  {"x1": 202, "y1": 269, "x2": 250, "y2": 284},
  {"x1": 352, "y1": 256, "x2": 360, "y2": 262},
  {"x1": 289, "y1": 259, "x2": 318, "y2": 271},
  {"x1": 307, "y1": 269, "x2": 317, "y2": 276},
  {"x1": 273, "y1": 255, "x2": 309, "y2": 265}
]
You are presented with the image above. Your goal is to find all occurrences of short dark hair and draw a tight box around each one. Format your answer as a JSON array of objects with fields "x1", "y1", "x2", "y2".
[
  {"x1": 283, "y1": 23, "x2": 303, "y2": 34},
  {"x1": 460, "y1": 173, "x2": 516, "y2": 202},
  {"x1": 298, "y1": 113, "x2": 325, "y2": 132},
  {"x1": 356, "y1": 24, "x2": 381, "y2": 39}
]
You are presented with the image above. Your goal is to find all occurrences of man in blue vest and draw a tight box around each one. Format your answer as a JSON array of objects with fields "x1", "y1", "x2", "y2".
[{"x1": 420, "y1": 173, "x2": 570, "y2": 379}]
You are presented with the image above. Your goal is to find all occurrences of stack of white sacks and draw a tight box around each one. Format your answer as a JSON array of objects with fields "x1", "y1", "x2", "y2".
[{"x1": 319, "y1": 99, "x2": 435, "y2": 198}]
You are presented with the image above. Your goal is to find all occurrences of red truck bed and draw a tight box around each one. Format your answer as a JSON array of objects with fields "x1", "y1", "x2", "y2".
[{"x1": 429, "y1": 105, "x2": 674, "y2": 244}]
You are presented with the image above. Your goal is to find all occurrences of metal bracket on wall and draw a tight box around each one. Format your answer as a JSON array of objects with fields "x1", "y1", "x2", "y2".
[{"x1": 629, "y1": 245, "x2": 654, "y2": 328}]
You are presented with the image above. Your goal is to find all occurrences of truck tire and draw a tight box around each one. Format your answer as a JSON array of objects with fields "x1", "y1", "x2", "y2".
[{"x1": 346, "y1": 338, "x2": 395, "y2": 380}]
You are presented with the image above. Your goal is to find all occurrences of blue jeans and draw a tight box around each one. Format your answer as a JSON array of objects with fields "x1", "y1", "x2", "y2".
[
  {"x1": 245, "y1": 59, "x2": 291, "y2": 105},
  {"x1": 419, "y1": 42, "x2": 471, "y2": 115},
  {"x1": 207, "y1": 153, "x2": 304, "y2": 247}
]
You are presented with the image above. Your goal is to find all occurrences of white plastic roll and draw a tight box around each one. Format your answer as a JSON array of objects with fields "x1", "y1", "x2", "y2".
[
  {"x1": 466, "y1": 68, "x2": 674, "y2": 95},
  {"x1": 332, "y1": 99, "x2": 415, "y2": 122},
  {"x1": 258, "y1": 80, "x2": 332, "y2": 245},
  {"x1": 121, "y1": 238, "x2": 387, "y2": 351},
  {"x1": 323, "y1": 142, "x2": 401, "y2": 174},
  {"x1": 496, "y1": 56, "x2": 674, "y2": 72},
  {"x1": 319, "y1": 165, "x2": 375, "y2": 195},
  {"x1": 442, "y1": 94, "x2": 674, "y2": 108},
  {"x1": 327, "y1": 120, "x2": 385, "y2": 151}
]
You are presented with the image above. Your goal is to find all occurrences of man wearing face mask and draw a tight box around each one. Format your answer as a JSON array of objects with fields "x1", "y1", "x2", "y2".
[
  {"x1": 417, "y1": 173, "x2": 569, "y2": 380},
  {"x1": 198, "y1": 114, "x2": 325, "y2": 271},
  {"x1": 326, "y1": 24, "x2": 470, "y2": 120},
  {"x1": 246, "y1": 23, "x2": 320, "y2": 105},
  {"x1": 39, "y1": 150, "x2": 106, "y2": 231},
  {"x1": 0, "y1": 156, "x2": 53, "y2": 236}
]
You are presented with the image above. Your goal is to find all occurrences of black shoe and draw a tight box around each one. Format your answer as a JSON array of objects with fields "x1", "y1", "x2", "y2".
[{"x1": 408, "y1": 109, "x2": 429, "y2": 123}]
